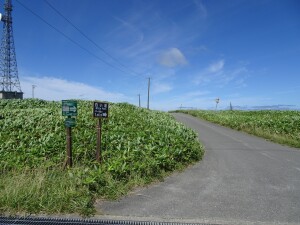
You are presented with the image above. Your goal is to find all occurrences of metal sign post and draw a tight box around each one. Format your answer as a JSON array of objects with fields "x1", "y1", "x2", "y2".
[
  {"x1": 62, "y1": 100, "x2": 77, "y2": 168},
  {"x1": 93, "y1": 102, "x2": 109, "y2": 163}
]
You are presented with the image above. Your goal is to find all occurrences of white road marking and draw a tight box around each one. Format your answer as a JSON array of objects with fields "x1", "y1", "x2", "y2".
[{"x1": 259, "y1": 151, "x2": 277, "y2": 160}]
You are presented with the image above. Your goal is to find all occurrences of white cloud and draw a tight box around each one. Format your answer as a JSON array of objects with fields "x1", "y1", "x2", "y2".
[
  {"x1": 159, "y1": 48, "x2": 188, "y2": 67},
  {"x1": 208, "y1": 60, "x2": 225, "y2": 73},
  {"x1": 20, "y1": 76, "x2": 128, "y2": 102}
]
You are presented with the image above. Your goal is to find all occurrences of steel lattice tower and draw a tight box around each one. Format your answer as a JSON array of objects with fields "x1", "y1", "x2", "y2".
[{"x1": 0, "y1": 0, "x2": 22, "y2": 99}]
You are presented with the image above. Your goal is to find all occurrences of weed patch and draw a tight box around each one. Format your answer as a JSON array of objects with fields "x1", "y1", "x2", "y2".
[
  {"x1": 0, "y1": 99, "x2": 204, "y2": 215},
  {"x1": 175, "y1": 109, "x2": 300, "y2": 148}
]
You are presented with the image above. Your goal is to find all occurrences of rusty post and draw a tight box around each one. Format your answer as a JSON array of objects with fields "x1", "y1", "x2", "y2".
[{"x1": 96, "y1": 118, "x2": 102, "y2": 163}]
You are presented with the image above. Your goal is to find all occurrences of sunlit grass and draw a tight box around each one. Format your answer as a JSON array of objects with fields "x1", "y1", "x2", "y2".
[
  {"x1": 0, "y1": 169, "x2": 93, "y2": 215},
  {"x1": 0, "y1": 99, "x2": 204, "y2": 215},
  {"x1": 176, "y1": 110, "x2": 300, "y2": 148}
]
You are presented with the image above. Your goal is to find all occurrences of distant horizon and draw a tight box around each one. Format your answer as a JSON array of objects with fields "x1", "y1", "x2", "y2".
[{"x1": 7, "y1": 97, "x2": 298, "y2": 112}]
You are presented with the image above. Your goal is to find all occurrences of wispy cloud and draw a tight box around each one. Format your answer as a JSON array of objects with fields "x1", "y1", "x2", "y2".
[
  {"x1": 208, "y1": 60, "x2": 224, "y2": 73},
  {"x1": 20, "y1": 76, "x2": 128, "y2": 102},
  {"x1": 193, "y1": 0, "x2": 208, "y2": 18},
  {"x1": 158, "y1": 48, "x2": 188, "y2": 67},
  {"x1": 102, "y1": 2, "x2": 208, "y2": 74},
  {"x1": 111, "y1": 16, "x2": 145, "y2": 50},
  {"x1": 194, "y1": 60, "x2": 248, "y2": 88},
  {"x1": 194, "y1": 59, "x2": 225, "y2": 85},
  {"x1": 105, "y1": 14, "x2": 169, "y2": 73}
]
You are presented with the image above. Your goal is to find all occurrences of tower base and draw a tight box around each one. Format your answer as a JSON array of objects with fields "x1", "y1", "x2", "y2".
[{"x1": 0, "y1": 91, "x2": 23, "y2": 99}]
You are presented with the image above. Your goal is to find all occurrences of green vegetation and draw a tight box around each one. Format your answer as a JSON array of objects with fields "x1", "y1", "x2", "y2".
[
  {"x1": 0, "y1": 99, "x2": 204, "y2": 215},
  {"x1": 176, "y1": 110, "x2": 300, "y2": 148}
]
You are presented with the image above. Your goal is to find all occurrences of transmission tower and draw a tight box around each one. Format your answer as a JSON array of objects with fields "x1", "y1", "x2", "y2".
[{"x1": 0, "y1": 0, "x2": 23, "y2": 99}]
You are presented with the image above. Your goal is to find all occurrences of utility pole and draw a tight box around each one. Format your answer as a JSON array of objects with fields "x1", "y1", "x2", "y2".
[
  {"x1": 138, "y1": 94, "x2": 141, "y2": 108},
  {"x1": 147, "y1": 77, "x2": 150, "y2": 110},
  {"x1": 32, "y1": 85, "x2": 36, "y2": 98}
]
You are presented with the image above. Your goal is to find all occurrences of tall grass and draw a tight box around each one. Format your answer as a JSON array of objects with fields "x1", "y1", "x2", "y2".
[
  {"x1": 0, "y1": 169, "x2": 93, "y2": 215},
  {"x1": 0, "y1": 100, "x2": 204, "y2": 215},
  {"x1": 176, "y1": 110, "x2": 300, "y2": 148}
]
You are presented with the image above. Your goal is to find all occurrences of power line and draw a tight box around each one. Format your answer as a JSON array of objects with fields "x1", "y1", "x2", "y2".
[
  {"x1": 14, "y1": 0, "x2": 139, "y2": 77},
  {"x1": 43, "y1": 0, "x2": 143, "y2": 78}
]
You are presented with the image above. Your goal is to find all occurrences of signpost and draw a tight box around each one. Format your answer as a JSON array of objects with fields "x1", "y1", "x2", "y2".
[
  {"x1": 215, "y1": 98, "x2": 220, "y2": 111},
  {"x1": 62, "y1": 100, "x2": 77, "y2": 168},
  {"x1": 93, "y1": 102, "x2": 109, "y2": 163}
]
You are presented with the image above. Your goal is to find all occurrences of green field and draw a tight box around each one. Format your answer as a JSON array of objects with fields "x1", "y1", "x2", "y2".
[
  {"x1": 176, "y1": 110, "x2": 300, "y2": 148},
  {"x1": 0, "y1": 99, "x2": 204, "y2": 215}
]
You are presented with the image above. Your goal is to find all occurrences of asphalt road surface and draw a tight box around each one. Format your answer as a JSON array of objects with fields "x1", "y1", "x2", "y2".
[{"x1": 97, "y1": 113, "x2": 300, "y2": 225}]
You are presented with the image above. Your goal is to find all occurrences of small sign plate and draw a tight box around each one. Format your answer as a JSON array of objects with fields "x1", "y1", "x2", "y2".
[
  {"x1": 93, "y1": 102, "x2": 109, "y2": 118},
  {"x1": 62, "y1": 100, "x2": 77, "y2": 116},
  {"x1": 65, "y1": 117, "x2": 76, "y2": 127}
]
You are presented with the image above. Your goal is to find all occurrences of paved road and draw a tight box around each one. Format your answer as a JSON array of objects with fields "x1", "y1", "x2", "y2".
[{"x1": 97, "y1": 113, "x2": 300, "y2": 225}]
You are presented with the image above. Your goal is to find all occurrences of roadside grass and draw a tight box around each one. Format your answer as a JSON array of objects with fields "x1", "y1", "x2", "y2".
[
  {"x1": 0, "y1": 164, "x2": 192, "y2": 216},
  {"x1": 174, "y1": 110, "x2": 300, "y2": 148},
  {"x1": 0, "y1": 99, "x2": 204, "y2": 216},
  {"x1": 0, "y1": 169, "x2": 93, "y2": 216},
  {"x1": 241, "y1": 126, "x2": 300, "y2": 148}
]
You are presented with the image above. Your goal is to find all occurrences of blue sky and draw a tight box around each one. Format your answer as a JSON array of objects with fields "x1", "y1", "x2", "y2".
[{"x1": 3, "y1": 0, "x2": 300, "y2": 110}]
